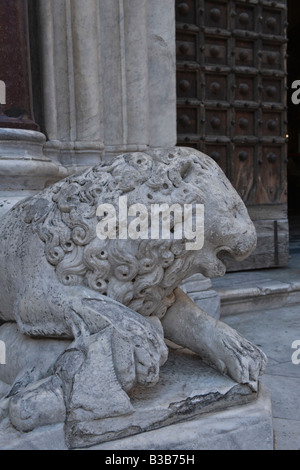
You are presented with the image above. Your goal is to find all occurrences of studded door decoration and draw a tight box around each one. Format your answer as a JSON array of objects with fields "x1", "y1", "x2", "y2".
[{"x1": 176, "y1": 0, "x2": 289, "y2": 270}]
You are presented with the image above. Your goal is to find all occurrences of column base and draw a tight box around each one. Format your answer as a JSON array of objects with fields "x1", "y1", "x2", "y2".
[
  {"x1": 0, "y1": 129, "x2": 67, "y2": 192},
  {"x1": 44, "y1": 140, "x2": 104, "y2": 170},
  {"x1": 103, "y1": 144, "x2": 149, "y2": 161}
]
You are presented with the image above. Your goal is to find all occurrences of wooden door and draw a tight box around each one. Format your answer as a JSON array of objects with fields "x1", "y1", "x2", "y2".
[{"x1": 176, "y1": 0, "x2": 289, "y2": 270}]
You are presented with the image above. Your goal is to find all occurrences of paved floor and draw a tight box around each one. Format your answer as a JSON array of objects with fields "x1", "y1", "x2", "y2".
[
  {"x1": 225, "y1": 303, "x2": 300, "y2": 450},
  {"x1": 220, "y1": 230, "x2": 300, "y2": 450}
]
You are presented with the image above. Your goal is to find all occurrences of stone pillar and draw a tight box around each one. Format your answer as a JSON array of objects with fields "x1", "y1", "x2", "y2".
[
  {"x1": 38, "y1": 0, "x2": 105, "y2": 169},
  {"x1": 38, "y1": 0, "x2": 177, "y2": 164},
  {"x1": 147, "y1": 0, "x2": 177, "y2": 148},
  {"x1": 99, "y1": 0, "x2": 177, "y2": 158},
  {"x1": 100, "y1": 0, "x2": 150, "y2": 157}
]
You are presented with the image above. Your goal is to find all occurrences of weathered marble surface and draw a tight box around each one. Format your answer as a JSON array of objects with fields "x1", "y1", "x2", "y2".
[
  {"x1": 93, "y1": 384, "x2": 273, "y2": 451},
  {"x1": 0, "y1": 129, "x2": 67, "y2": 191},
  {"x1": 68, "y1": 347, "x2": 256, "y2": 449},
  {"x1": 0, "y1": 147, "x2": 267, "y2": 448},
  {"x1": 38, "y1": 0, "x2": 176, "y2": 167},
  {"x1": 0, "y1": 346, "x2": 272, "y2": 450}
]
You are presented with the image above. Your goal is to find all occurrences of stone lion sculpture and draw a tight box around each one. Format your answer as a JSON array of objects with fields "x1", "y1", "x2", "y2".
[{"x1": 0, "y1": 147, "x2": 267, "y2": 447}]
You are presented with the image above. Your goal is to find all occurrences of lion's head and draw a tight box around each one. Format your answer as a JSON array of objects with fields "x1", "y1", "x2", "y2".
[{"x1": 22, "y1": 147, "x2": 256, "y2": 319}]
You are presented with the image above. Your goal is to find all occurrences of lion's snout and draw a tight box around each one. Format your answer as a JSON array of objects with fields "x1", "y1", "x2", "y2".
[{"x1": 228, "y1": 221, "x2": 257, "y2": 262}]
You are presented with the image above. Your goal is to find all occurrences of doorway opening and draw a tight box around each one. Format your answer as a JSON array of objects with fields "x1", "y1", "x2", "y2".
[{"x1": 287, "y1": 0, "x2": 300, "y2": 249}]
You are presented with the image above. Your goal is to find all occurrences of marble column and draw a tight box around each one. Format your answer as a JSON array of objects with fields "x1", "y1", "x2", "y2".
[
  {"x1": 38, "y1": 0, "x2": 105, "y2": 168},
  {"x1": 98, "y1": 0, "x2": 177, "y2": 157},
  {"x1": 147, "y1": 0, "x2": 177, "y2": 148},
  {"x1": 100, "y1": 0, "x2": 150, "y2": 157},
  {"x1": 38, "y1": 0, "x2": 176, "y2": 164}
]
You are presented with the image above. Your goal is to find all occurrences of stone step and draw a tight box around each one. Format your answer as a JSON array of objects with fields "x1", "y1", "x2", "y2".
[{"x1": 212, "y1": 251, "x2": 300, "y2": 317}]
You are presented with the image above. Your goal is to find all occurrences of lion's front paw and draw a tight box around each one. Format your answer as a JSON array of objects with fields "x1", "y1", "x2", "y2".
[
  {"x1": 79, "y1": 297, "x2": 169, "y2": 391},
  {"x1": 211, "y1": 322, "x2": 267, "y2": 391},
  {"x1": 112, "y1": 316, "x2": 169, "y2": 391}
]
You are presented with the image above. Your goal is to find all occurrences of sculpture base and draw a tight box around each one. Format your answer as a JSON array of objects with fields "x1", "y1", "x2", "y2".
[
  {"x1": 0, "y1": 347, "x2": 274, "y2": 450},
  {"x1": 93, "y1": 383, "x2": 273, "y2": 451}
]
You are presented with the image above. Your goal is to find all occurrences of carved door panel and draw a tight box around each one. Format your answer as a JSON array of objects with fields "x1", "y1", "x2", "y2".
[{"x1": 176, "y1": 0, "x2": 289, "y2": 270}]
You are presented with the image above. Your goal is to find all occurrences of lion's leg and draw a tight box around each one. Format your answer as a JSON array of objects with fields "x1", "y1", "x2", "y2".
[{"x1": 161, "y1": 288, "x2": 267, "y2": 391}]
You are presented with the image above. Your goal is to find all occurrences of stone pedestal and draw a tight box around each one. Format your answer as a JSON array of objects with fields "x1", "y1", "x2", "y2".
[
  {"x1": 0, "y1": 347, "x2": 273, "y2": 450},
  {"x1": 93, "y1": 384, "x2": 273, "y2": 451}
]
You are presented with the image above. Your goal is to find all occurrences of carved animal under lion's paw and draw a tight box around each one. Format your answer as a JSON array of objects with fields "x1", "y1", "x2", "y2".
[{"x1": 0, "y1": 147, "x2": 267, "y2": 443}]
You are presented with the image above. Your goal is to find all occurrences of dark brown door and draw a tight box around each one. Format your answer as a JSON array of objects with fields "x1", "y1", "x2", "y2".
[{"x1": 176, "y1": 0, "x2": 289, "y2": 270}]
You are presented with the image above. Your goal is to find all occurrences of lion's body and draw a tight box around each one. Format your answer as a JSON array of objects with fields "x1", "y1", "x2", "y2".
[
  {"x1": 0, "y1": 147, "x2": 257, "y2": 338},
  {"x1": 0, "y1": 149, "x2": 267, "y2": 438}
]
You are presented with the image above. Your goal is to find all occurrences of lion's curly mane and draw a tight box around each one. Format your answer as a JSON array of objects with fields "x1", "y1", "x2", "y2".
[{"x1": 20, "y1": 148, "x2": 219, "y2": 318}]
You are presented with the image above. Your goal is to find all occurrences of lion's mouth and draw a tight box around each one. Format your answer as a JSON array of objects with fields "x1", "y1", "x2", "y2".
[
  {"x1": 204, "y1": 247, "x2": 233, "y2": 277},
  {"x1": 216, "y1": 246, "x2": 234, "y2": 264}
]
